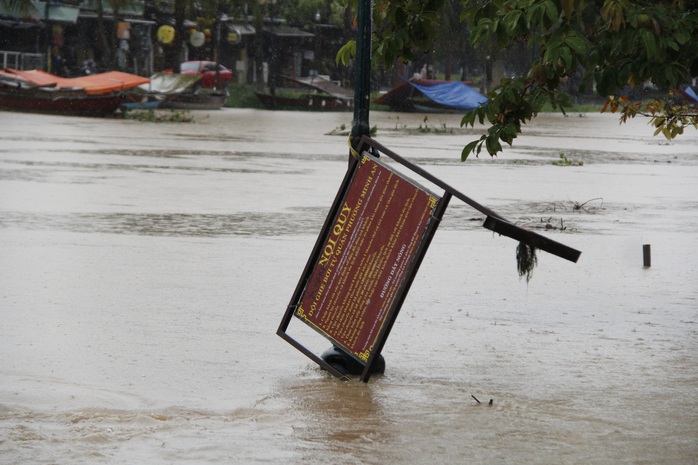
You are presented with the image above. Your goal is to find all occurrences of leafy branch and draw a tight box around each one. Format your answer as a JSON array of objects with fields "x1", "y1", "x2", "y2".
[{"x1": 601, "y1": 93, "x2": 698, "y2": 139}]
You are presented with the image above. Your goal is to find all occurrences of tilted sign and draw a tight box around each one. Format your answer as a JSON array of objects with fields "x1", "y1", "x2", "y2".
[
  {"x1": 294, "y1": 154, "x2": 440, "y2": 365},
  {"x1": 278, "y1": 136, "x2": 581, "y2": 382}
]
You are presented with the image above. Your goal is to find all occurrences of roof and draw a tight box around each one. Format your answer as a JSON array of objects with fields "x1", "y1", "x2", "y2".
[
  {"x1": 0, "y1": 0, "x2": 79, "y2": 24},
  {"x1": 227, "y1": 23, "x2": 256, "y2": 35},
  {"x1": 262, "y1": 25, "x2": 314, "y2": 38}
]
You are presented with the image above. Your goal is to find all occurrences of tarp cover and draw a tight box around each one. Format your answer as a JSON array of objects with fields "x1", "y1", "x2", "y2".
[
  {"x1": 685, "y1": 86, "x2": 698, "y2": 103},
  {"x1": 408, "y1": 80, "x2": 487, "y2": 110},
  {"x1": 2, "y1": 69, "x2": 150, "y2": 94},
  {"x1": 139, "y1": 73, "x2": 200, "y2": 94},
  {"x1": 290, "y1": 76, "x2": 353, "y2": 100}
]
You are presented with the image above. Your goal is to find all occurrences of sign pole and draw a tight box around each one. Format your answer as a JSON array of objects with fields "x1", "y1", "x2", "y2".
[
  {"x1": 350, "y1": 0, "x2": 372, "y2": 156},
  {"x1": 319, "y1": 0, "x2": 379, "y2": 376}
]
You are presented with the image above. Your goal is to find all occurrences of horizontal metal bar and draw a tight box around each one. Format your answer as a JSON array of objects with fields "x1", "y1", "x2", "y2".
[{"x1": 483, "y1": 216, "x2": 581, "y2": 263}]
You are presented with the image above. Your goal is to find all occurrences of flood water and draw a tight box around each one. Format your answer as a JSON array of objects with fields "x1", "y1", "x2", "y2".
[{"x1": 1, "y1": 109, "x2": 697, "y2": 464}]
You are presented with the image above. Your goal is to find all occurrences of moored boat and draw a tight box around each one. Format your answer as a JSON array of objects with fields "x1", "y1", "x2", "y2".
[
  {"x1": 0, "y1": 84, "x2": 125, "y2": 116},
  {"x1": 255, "y1": 75, "x2": 353, "y2": 111},
  {"x1": 160, "y1": 91, "x2": 227, "y2": 110},
  {"x1": 254, "y1": 91, "x2": 352, "y2": 111},
  {"x1": 374, "y1": 78, "x2": 487, "y2": 112},
  {"x1": 0, "y1": 68, "x2": 149, "y2": 116}
]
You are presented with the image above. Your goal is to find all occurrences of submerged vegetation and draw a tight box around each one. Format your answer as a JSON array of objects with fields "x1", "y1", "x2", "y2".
[
  {"x1": 122, "y1": 109, "x2": 194, "y2": 123},
  {"x1": 552, "y1": 153, "x2": 584, "y2": 166}
]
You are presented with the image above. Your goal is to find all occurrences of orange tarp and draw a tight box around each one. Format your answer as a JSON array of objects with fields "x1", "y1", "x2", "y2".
[{"x1": 2, "y1": 69, "x2": 150, "y2": 95}]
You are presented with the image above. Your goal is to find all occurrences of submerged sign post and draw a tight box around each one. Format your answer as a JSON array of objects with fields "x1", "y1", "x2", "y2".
[
  {"x1": 278, "y1": 137, "x2": 581, "y2": 382},
  {"x1": 295, "y1": 155, "x2": 439, "y2": 360},
  {"x1": 278, "y1": 142, "x2": 450, "y2": 382}
]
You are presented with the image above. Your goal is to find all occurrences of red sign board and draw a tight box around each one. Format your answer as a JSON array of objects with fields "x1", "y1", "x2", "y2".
[{"x1": 294, "y1": 154, "x2": 440, "y2": 362}]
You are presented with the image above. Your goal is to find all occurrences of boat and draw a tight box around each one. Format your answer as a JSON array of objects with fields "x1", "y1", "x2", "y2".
[
  {"x1": 0, "y1": 84, "x2": 126, "y2": 116},
  {"x1": 121, "y1": 92, "x2": 164, "y2": 110},
  {"x1": 0, "y1": 68, "x2": 150, "y2": 116},
  {"x1": 129, "y1": 72, "x2": 226, "y2": 110},
  {"x1": 681, "y1": 86, "x2": 698, "y2": 105},
  {"x1": 159, "y1": 91, "x2": 227, "y2": 110},
  {"x1": 255, "y1": 75, "x2": 353, "y2": 111},
  {"x1": 374, "y1": 78, "x2": 487, "y2": 112}
]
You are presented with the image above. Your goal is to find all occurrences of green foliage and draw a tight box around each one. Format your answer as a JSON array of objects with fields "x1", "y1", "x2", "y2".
[
  {"x1": 552, "y1": 153, "x2": 584, "y2": 166},
  {"x1": 362, "y1": 0, "x2": 698, "y2": 158},
  {"x1": 371, "y1": 0, "x2": 447, "y2": 66},
  {"x1": 123, "y1": 109, "x2": 194, "y2": 123},
  {"x1": 280, "y1": 0, "x2": 345, "y2": 28},
  {"x1": 336, "y1": 40, "x2": 356, "y2": 66},
  {"x1": 459, "y1": 75, "x2": 572, "y2": 160}
]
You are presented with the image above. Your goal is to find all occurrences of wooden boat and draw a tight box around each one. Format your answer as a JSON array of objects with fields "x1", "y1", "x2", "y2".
[
  {"x1": 254, "y1": 91, "x2": 352, "y2": 111},
  {"x1": 0, "y1": 81, "x2": 125, "y2": 116},
  {"x1": 0, "y1": 68, "x2": 149, "y2": 116},
  {"x1": 255, "y1": 75, "x2": 353, "y2": 111},
  {"x1": 130, "y1": 72, "x2": 225, "y2": 110},
  {"x1": 374, "y1": 78, "x2": 487, "y2": 112},
  {"x1": 160, "y1": 91, "x2": 227, "y2": 110},
  {"x1": 121, "y1": 92, "x2": 164, "y2": 110}
]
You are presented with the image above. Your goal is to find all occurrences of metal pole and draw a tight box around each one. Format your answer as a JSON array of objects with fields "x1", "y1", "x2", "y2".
[
  {"x1": 350, "y1": 0, "x2": 372, "y2": 156},
  {"x1": 215, "y1": 13, "x2": 221, "y2": 90}
]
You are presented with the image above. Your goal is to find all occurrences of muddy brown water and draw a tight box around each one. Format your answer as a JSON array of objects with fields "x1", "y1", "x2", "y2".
[{"x1": 1, "y1": 109, "x2": 697, "y2": 464}]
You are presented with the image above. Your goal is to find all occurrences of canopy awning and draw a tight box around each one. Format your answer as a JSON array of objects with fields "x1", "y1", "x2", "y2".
[
  {"x1": 0, "y1": 0, "x2": 80, "y2": 24},
  {"x1": 263, "y1": 25, "x2": 314, "y2": 38},
  {"x1": 32, "y1": 1, "x2": 80, "y2": 23}
]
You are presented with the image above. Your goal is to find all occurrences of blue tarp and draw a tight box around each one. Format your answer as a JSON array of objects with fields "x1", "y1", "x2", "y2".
[
  {"x1": 408, "y1": 80, "x2": 488, "y2": 110},
  {"x1": 685, "y1": 86, "x2": 698, "y2": 103}
]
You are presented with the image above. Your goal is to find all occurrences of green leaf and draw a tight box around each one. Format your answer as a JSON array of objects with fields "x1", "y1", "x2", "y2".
[
  {"x1": 335, "y1": 40, "x2": 356, "y2": 66},
  {"x1": 461, "y1": 110, "x2": 476, "y2": 127},
  {"x1": 565, "y1": 33, "x2": 588, "y2": 56},
  {"x1": 559, "y1": 46, "x2": 574, "y2": 71},
  {"x1": 543, "y1": 0, "x2": 559, "y2": 26},
  {"x1": 462, "y1": 140, "x2": 479, "y2": 161},
  {"x1": 641, "y1": 30, "x2": 659, "y2": 62},
  {"x1": 485, "y1": 134, "x2": 502, "y2": 156},
  {"x1": 503, "y1": 10, "x2": 522, "y2": 32}
]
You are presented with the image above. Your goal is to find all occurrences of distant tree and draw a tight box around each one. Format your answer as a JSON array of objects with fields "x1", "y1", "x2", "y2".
[
  {"x1": 340, "y1": 0, "x2": 698, "y2": 159},
  {"x1": 280, "y1": 0, "x2": 345, "y2": 29}
]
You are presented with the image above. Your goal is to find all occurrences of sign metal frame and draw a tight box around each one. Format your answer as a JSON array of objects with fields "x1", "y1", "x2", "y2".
[{"x1": 278, "y1": 136, "x2": 580, "y2": 382}]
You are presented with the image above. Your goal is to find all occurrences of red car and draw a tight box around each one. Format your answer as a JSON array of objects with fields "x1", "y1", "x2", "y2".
[{"x1": 175, "y1": 61, "x2": 233, "y2": 88}]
